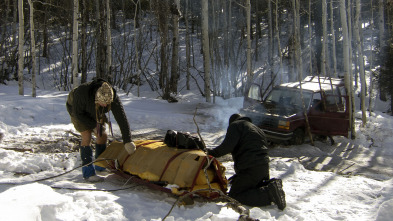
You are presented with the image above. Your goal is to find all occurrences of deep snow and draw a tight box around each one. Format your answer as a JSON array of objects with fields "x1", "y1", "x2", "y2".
[{"x1": 0, "y1": 83, "x2": 393, "y2": 221}]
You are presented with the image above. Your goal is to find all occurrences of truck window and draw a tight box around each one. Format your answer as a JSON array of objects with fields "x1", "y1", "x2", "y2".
[{"x1": 265, "y1": 89, "x2": 312, "y2": 108}]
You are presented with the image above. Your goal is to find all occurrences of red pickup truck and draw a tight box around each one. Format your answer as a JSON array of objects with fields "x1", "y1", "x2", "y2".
[{"x1": 241, "y1": 76, "x2": 350, "y2": 145}]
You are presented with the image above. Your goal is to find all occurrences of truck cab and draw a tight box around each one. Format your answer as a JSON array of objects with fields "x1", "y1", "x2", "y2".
[{"x1": 241, "y1": 76, "x2": 350, "y2": 145}]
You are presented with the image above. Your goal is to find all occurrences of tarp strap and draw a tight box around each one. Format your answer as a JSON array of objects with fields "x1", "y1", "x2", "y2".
[
  {"x1": 158, "y1": 150, "x2": 193, "y2": 181},
  {"x1": 212, "y1": 158, "x2": 227, "y2": 191},
  {"x1": 189, "y1": 156, "x2": 227, "y2": 193},
  {"x1": 189, "y1": 156, "x2": 209, "y2": 192},
  {"x1": 120, "y1": 140, "x2": 162, "y2": 170}
]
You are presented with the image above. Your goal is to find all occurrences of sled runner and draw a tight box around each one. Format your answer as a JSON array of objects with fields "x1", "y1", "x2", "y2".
[{"x1": 94, "y1": 140, "x2": 228, "y2": 199}]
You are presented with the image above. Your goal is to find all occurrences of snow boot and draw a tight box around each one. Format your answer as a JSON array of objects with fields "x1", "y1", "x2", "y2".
[
  {"x1": 95, "y1": 144, "x2": 107, "y2": 172},
  {"x1": 80, "y1": 146, "x2": 96, "y2": 179},
  {"x1": 266, "y1": 178, "x2": 286, "y2": 210}
]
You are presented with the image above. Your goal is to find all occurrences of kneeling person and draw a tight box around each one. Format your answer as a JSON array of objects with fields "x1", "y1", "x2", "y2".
[{"x1": 207, "y1": 114, "x2": 286, "y2": 210}]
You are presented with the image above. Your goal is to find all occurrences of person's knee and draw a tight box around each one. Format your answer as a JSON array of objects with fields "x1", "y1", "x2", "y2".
[
  {"x1": 80, "y1": 130, "x2": 93, "y2": 146},
  {"x1": 96, "y1": 131, "x2": 108, "y2": 144}
]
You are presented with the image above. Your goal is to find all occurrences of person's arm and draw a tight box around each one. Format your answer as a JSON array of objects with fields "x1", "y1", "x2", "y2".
[
  {"x1": 111, "y1": 95, "x2": 132, "y2": 143},
  {"x1": 208, "y1": 124, "x2": 240, "y2": 157}
]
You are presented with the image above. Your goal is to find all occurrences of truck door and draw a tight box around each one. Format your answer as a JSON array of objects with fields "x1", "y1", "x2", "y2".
[{"x1": 308, "y1": 92, "x2": 350, "y2": 137}]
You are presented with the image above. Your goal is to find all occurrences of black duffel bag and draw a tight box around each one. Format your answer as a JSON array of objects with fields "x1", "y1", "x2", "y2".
[{"x1": 164, "y1": 130, "x2": 205, "y2": 150}]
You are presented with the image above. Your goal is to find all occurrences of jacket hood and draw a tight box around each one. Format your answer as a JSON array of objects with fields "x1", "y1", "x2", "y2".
[{"x1": 234, "y1": 116, "x2": 252, "y2": 123}]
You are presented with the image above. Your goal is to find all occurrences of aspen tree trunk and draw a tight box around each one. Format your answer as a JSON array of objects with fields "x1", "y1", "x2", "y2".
[
  {"x1": 368, "y1": 0, "x2": 375, "y2": 116},
  {"x1": 13, "y1": 0, "x2": 17, "y2": 48},
  {"x1": 133, "y1": 0, "x2": 141, "y2": 96},
  {"x1": 18, "y1": 0, "x2": 24, "y2": 95},
  {"x1": 276, "y1": 0, "x2": 283, "y2": 84},
  {"x1": 170, "y1": 0, "x2": 180, "y2": 93},
  {"x1": 246, "y1": 0, "x2": 252, "y2": 91},
  {"x1": 322, "y1": 0, "x2": 328, "y2": 76},
  {"x1": 223, "y1": 0, "x2": 230, "y2": 98},
  {"x1": 255, "y1": 2, "x2": 259, "y2": 62},
  {"x1": 81, "y1": 0, "x2": 87, "y2": 84},
  {"x1": 106, "y1": 0, "x2": 112, "y2": 80},
  {"x1": 308, "y1": 0, "x2": 312, "y2": 76},
  {"x1": 95, "y1": 0, "x2": 106, "y2": 79},
  {"x1": 348, "y1": 0, "x2": 356, "y2": 138},
  {"x1": 153, "y1": 0, "x2": 170, "y2": 99},
  {"x1": 72, "y1": 0, "x2": 79, "y2": 88},
  {"x1": 201, "y1": 0, "x2": 211, "y2": 102},
  {"x1": 268, "y1": 0, "x2": 273, "y2": 86},
  {"x1": 340, "y1": 0, "x2": 356, "y2": 139},
  {"x1": 295, "y1": 0, "x2": 313, "y2": 145},
  {"x1": 355, "y1": 0, "x2": 366, "y2": 125},
  {"x1": 28, "y1": 0, "x2": 36, "y2": 97},
  {"x1": 185, "y1": 0, "x2": 190, "y2": 90},
  {"x1": 330, "y1": 0, "x2": 337, "y2": 77}
]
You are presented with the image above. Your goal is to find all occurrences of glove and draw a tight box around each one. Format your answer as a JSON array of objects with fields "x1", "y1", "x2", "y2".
[{"x1": 124, "y1": 142, "x2": 136, "y2": 155}]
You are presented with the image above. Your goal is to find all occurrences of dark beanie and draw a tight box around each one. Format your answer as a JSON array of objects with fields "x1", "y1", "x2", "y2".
[{"x1": 229, "y1": 114, "x2": 242, "y2": 125}]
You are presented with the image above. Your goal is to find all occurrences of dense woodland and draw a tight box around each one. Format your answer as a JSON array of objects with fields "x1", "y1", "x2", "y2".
[{"x1": 0, "y1": 0, "x2": 393, "y2": 117}]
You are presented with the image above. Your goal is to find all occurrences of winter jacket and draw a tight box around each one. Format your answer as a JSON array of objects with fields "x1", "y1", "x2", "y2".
[
  {"x1": 208, "y1": 117, "x2": 269, "y2": 172},
  {"x1": 66, "y1": 79, "x2": 132, "y2": 143}
]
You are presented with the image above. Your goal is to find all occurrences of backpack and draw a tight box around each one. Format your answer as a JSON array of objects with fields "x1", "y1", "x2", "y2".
[{"x1": 164, "y1": 130, "x2": 205, "y2": 150}]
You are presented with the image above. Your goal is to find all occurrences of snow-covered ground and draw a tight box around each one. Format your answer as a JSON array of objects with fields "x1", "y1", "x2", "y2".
[{"x1": 0, "y1": 83, "x2": 392, "y2": 221}]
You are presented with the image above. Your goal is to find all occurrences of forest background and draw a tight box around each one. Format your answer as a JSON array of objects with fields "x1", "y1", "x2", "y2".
[{"x1": 1, "y1": 0, "x2": 393, "y2": 127}]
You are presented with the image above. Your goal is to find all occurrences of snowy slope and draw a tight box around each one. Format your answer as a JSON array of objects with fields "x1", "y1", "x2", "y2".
[{"x1": 0, "y1": 84, "x2": 392, "y2": 221}]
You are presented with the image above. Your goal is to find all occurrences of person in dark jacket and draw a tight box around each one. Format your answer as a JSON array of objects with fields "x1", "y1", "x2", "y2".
[
  {"x1": 208, "y1": 114, "x2": 286, "y2": 210},
  {"x1": 66, "y1": 79, "x2": 136, "y2": 182}
]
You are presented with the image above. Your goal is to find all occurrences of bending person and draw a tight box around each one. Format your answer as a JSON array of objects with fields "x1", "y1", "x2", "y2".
[{"x1": 66, "y1": 78, "x2": 135, "y2": 182}]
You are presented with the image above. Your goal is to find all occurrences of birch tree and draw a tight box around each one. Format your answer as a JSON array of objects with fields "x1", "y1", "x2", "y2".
[
  {"x1": 185, "y1": 0, "x2": 190, "y2": 90},
  {"x1": 18, "y1": 0, "x2": 24, "y2": 95},
  {"x1": 170, "y1": 0, "x2": 180, "y2": 93},
  {"x1": 330, "y1": 0, "x2": 337, "y2": 76},
  {"x1": 96, "y1": 0, "x2": 106, "y2": 79},
  {"x1": 340, "y1": 0, "x2": 356, "y2": 139},
  {"x1": 106, "y1": 0, "x2": 112, "y2": 80},
  {"x1": 354, "y1": 0, "x2": 366, "y2": 125},
  {"x1": 368, "y1": 0, "x2": 375, "y2": 116},
  {"x1": 201, "y1": 0, "x2": 211, "y2": 102},
  {"x1": 28, "y1": 0, "x2": 36, "y2": 97},
  {"x1": 308, "y1": 0, "x2": 312, "y2": 76},
  {"x1": 81, "y1": 0, "x2": 87, "y2": 83},
  {"x1": 152, "y1": 0, "x2": 170, "y2": 100},
  {"x1": 321, "y1": 0, "x2": 328, "y2": 76},
  {"x1": 268, "y1": 0, "x2": 273, "y2": 85},
  {"x1": 133, "y1": 0, "x2": 141, "y2": 96},
  {"x1": 275, "y1": 0, "x2": 283, "y2": 84},
  {"x1": 72, "y1": 0, "x2": 79, "y2": 88},
  {"x1": 294, "y1": 0, "x2": 313, "y2": 145},
  {"x1": 245, "y1": 0, "x2": 252, "y2": 92}
]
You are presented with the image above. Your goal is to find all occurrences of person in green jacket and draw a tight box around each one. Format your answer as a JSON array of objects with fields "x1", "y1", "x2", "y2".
[
  {"x1": 207, "y1": 114, "x2": 286, "y2": 210},
  {"x1": 66, "y1": 79, "x2": 136, "y2": 182}
]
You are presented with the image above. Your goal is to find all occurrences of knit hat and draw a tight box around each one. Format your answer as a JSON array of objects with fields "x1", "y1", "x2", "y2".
[
  {"x1": 229, "y1": 113, "x2": 242, "y2": 125},
  {"x1": 95, "y1": 82, "x2": 114, "y2": 105}
]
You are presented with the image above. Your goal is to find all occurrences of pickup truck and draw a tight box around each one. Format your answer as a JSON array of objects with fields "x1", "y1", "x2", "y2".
[{"x1": 241, "y1": 76, "x2": 350, "y2": 145}]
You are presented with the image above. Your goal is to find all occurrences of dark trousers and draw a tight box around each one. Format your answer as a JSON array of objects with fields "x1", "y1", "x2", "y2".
[{"x1": 228, "y1": 163, "x2": 271, "y2": 207}]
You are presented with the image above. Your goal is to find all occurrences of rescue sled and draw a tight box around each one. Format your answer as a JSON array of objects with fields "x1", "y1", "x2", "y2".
[{"x1": 94, "y1": 140, "x2": 228, "y2": 199}]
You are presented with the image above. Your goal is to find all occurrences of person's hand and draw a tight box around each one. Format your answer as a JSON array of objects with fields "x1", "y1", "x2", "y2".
[{"x1": 124, "y1": 142, "x2": 136, "y2": 155}]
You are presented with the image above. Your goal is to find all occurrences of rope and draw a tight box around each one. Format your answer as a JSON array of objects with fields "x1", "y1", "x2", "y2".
[{"x1": 0, "y1": 158, "x2": 117, "y2": 186}]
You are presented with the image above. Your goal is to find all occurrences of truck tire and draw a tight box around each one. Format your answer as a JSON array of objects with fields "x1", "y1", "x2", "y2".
[{"x1": 290, "y1": 128, "x2": 304, "y2": 145}]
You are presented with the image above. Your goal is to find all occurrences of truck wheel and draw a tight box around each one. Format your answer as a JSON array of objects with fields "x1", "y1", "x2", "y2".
[{"x1": 290, "y1": 128, "x2": 304, "y2": 145}]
